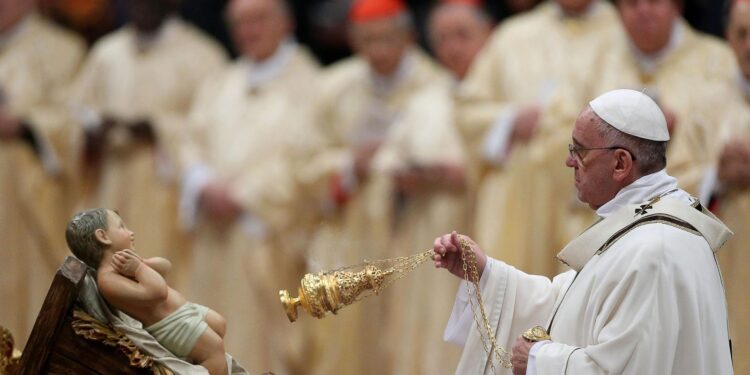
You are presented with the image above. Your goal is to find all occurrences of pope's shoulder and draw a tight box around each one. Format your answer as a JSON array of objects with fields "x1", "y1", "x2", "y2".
[{"x1": 606, "y1": 221, "x2": 712, "y2": 271}]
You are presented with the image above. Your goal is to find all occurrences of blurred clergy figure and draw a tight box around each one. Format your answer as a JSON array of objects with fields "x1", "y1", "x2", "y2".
[
  {"x1": 179, "y1": 0, "x2": 320, "y2": 372},
  {"x1": 594, "y1": 0, "x2": 736, "y2": 196},
  {"x1": 0, "y1": 0, "x2": 85, "y2": 345},
  {"x1": 69, "y1": 0, "x2": 227, "y2": 287},
  {"x1": 304, "y1": 0, "x2": 445, "y2": 373},
  {"x1": 379, "y1": 1, "x2": 491, "y2": 374},
  {"x1": 705, "y1": 0, "x2": 750, "y2": 371},
  {"x1": 458, "y1": 0, "x2": 623, "y2": 278}
]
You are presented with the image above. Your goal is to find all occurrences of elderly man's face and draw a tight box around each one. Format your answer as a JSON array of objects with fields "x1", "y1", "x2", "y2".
[
  {"x1": 350, "y1": 17, "x2": 412, "y2": 76},
  {"x1": 728, "y1": 2, "x2": 750, "y2": 80},
  {"x1": 0, "y1": 0, "x2": 33, "y2": 34},
  {"x1": 618, "y1": 0, "x2": 679, "y2": 54},
  {"x1": 428, "y1": 6, "x2": 491, "y2": 80},
  {"x1": 565, "y1": 108, "x2": 621, "y2": 210},
  {"x1": 127, "y1": 0, "x2": 173, "y2": 34},
  {"x1": 229, "y1": 0, "x2": 291, "y2": 61}
]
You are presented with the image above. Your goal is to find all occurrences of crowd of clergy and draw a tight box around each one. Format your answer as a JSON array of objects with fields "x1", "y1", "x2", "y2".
[{"x1": 1, "y1": 0, "x2": 749, "y2": 373}]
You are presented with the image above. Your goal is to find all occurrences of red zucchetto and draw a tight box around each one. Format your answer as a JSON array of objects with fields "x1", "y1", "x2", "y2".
[{"x1": 349, "y1": 0, "x2": 408, "y2": 23}]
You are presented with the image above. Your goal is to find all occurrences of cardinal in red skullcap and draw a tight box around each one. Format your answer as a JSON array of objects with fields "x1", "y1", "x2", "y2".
[
  {"x1": 349, "y1": 0, "x2": 408, "y2": 23},
  {"x1": 308, "y1": 0, "x2": 455, "y2": 374}
]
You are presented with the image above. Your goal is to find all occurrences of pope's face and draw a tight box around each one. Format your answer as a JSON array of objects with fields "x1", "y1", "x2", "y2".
[
  {"x1": 618, "y1": 0, "x2": 679, "y2": 54},
  {"x1": 565, "y1": 108, "x2": 621, "y2": 210},
  {"x1": 429, "y1": 6, "x2": 491, "y2": 79},
  {"x1": 229, "y1": 0, "x2": 291, "y2": 61},
  {"x1": 728, "y1": 3, "x2": 750, "y2": 80},
  {"x1": 350, "y1": 17, "x2": 412, "y2": 76}
]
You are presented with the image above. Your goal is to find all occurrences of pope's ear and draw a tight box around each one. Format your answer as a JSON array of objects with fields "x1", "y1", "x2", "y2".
[
  {"x1": 613, "y1": 148, "x2": 635, "y2": 181},
  {"x1": 94, "y1": 228, "x2": 112, "y2": 245}
]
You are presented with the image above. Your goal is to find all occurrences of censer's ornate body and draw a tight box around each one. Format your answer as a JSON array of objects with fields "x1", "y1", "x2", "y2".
[
  {"x1": 279, "y1": 264, "x2": 392, "y2": 322},
  {"x1": 279, "y1": 239, "x2": 516, "y2": 371},
  {"x1": 279, "y1": 249, "x2": 433, "y2": 322}
]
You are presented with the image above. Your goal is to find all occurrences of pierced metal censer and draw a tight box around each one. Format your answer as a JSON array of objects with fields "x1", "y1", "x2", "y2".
[
  {"x1": 279, "y1": 249, "x2": 434, "y2": 322},
  {"x1": 279, "y1": 236, "x2": 515, "y2": 371}
]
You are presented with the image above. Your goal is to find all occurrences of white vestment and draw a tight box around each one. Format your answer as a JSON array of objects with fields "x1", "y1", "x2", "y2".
[{"x1": 445, "y1": 170, "x2": 733, "y2": 374}]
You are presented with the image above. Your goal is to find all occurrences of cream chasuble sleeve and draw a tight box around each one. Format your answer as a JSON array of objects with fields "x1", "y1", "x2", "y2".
[{"x1": 448, "y1": 257, "x2": 571, "y2": 375}]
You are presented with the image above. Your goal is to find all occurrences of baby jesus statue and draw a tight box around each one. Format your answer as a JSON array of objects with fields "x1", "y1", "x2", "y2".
[{"x1": 65, "y1": 208, "x2": 227, "y2": 375}]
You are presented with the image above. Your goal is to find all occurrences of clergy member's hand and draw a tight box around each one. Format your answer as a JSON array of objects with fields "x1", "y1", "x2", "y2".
[
  {"x1": 435, "y1": 164, "x2": 466, "y2": 192},
  {"x1": 200, "y1": 183, "x2": 242, "y2": 225},
  {"x1": 510, "y1": 105, "x2": 541, "y2": 144},
  {"x1": 394, "y1": 168, "x2": 428, "y2": 196},
  {"x1": 511, "y1": 335, "x2": 534, "y2": 375},
  {"x1": 718, "y1": 139, "x2": 750, "y2": 190},
  {"x1": 432, "y1": 231, "x2": 487, "y2": 279},
  {"x1": 354, "y1": 141, "x2": 381, "y2": 182},
  {"x1": 661, "y1": 106, "x2": 677, "y2": 137},
  {"x1": 0, "y1": 106, "x2": 22, "y2": 140},
  {"x1": 395, "y1": 164, "x2": 466, "y2": 196}
]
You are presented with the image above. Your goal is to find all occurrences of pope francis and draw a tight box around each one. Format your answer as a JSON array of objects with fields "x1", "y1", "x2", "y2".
[{"x1": 433, "y1": 89, "x2": 734, "y2": 375}]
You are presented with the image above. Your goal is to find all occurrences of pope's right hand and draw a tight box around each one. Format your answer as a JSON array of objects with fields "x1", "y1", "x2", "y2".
[{"x1": 432, "y1": 231, "x2": 487, "y2": 279}]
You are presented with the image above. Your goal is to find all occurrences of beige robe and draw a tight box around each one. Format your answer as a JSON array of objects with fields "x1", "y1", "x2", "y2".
[
  {"x1": 70, "y1": 18, "x2": 227, "y2": 288},
  {"x1": 595, "y1": 19, "x2": 737, "y2": 196},
  {"x1": 304, "y1": 49, "x2": 446, "y2": 375},
  {"x1": 0, "y1": 14, "x2": 85, "y2": 346},
  {"x1": 181, "y1": 45, "x2": 320, "y2": 374},
  {"x1": 373, "y1": 78, "x2": 467, "y2": 375},
  {"x1": 459, "y1": 0, "x2": 622, "y2": 278},
  {"x1": 707, "y1": 82, "x2": 750, "y2": 375}
]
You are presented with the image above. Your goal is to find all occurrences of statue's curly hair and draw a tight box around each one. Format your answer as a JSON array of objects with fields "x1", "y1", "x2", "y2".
[{"x1": 65, "y1": 209, "x2": 109, "y2": 270}]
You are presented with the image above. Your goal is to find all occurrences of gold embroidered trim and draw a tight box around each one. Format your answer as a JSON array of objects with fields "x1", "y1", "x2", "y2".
[
  {"x1": 596, "y1": 214, "x2": 700, "y2": 255},
  {"x1": 0, "y1": 325, "x2": 20, "y2": 375},
  {"x1": 71, "y1": 309, "x2": 174, "y2": 375}
]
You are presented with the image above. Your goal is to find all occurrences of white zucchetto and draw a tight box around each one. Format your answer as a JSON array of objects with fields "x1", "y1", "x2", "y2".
[{"x1": 589, "y1": 89, "x2": 670, "y2": 141}]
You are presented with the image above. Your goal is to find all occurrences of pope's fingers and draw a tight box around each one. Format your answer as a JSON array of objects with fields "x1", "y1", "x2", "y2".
[
  {"x1": 451, "y1": 231, "x2": 461, "y2": 247},
  {"x1": 433, "y1": 236, "x2": 445, "y2": 255},
  {"x1": 440, "y1": 235, "x2": 454, "y2": 254}
]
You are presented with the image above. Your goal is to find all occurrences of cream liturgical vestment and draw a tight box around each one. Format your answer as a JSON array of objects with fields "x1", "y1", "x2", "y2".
[
  {"x1": 458, "y1": 0, "x2": 623, "y2": 278},
  {"x1": 445, "y1": 171, "x2": 733, "y2": 375},
  {"x1": 304, "y1": 48, "x2": 445, "y2": 375},
  {"x1": 70, "y1": 18, "x2": 227, "y2": 287},
  {"x1": 701, "y1": 80, "x2": 750, "y2": 375},
  {"x1": 180, "y1": 43, "x2": 320, "y2": 374},
  {"x1": 373, "y1": 78, "x2": 467, "y2": 375},
  {"x1": 0, "y1": 14, "x2": 85, "y2": 345},
  {"x1": 595, "y1": 19, "x2": 737, "y2": 197}
]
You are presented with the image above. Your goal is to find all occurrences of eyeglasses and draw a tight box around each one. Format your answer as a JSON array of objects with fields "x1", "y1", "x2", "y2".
[{"x1": 568, "y1": 144, "x2": 636, "y2": 163}]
